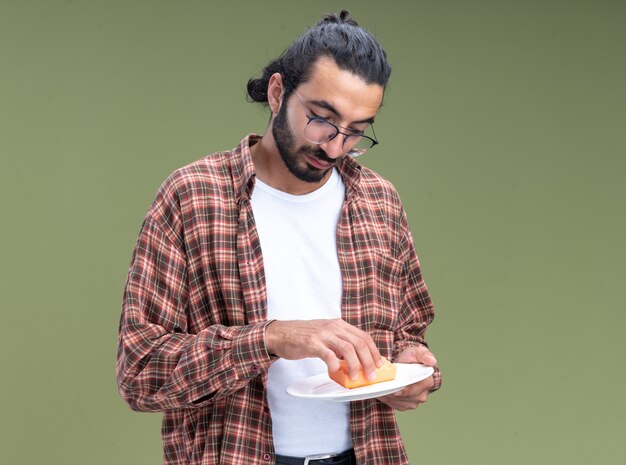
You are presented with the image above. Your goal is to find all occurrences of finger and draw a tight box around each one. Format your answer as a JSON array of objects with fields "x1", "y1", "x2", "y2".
[
  {"x1": 321, "y1": 320, "x2": 379, "y2": 379},
  {"x1": 390, "y1": 386, "x2": 416, "y2": 397},
  {"x1": 378, "y1": 396, "x2": 420, "y2": 411},
  {"x1": 407, "y1": 376, "x2": 435, "y2": 395},
  {"x1": 380, "y1": 388, "x2": 429, "y2": 410},
  {"x1": 328, "y1": 336, "x2": 360, "y2": 378},
  {"x1": 319, "y1": 347, "x2": 341, "y2": 373},
  {"x1": 332, "y1": 320, "x2": 382, "y2": 378},
  {"x1": 398, "y1": 385, "x2": 429, "y2": 403},
  {"x1": 388, "y1": 377, "x2": 433, "y2": 401},
  {"x1": 343, "y1": 331, "x2": 380, "y2": 380}
]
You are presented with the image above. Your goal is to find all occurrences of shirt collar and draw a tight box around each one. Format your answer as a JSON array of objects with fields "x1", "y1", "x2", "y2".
[
  {"x1": 231, "y1": 133, "x2": 363, "y2": 203},
  {"x1": 336, "y1": 154, "x2": 363, "y2": 200},
  {"x1": 232, "y1": 134, "x2": 261, "y2": 204}
]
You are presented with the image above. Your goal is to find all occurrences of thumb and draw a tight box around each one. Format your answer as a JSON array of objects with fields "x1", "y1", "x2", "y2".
[
  {"x1": 419, "y1": 348, "x2": 437, "y2": 367},
  {"x1": 396, "y1": 345, "x2": 437, "y2": 366}
]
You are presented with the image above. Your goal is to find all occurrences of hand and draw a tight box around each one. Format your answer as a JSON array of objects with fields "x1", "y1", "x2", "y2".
[
  {"x1": 265, "y1": 319, "x2": 383, "y2": 380},
  {"x1": 378, "y1": 345, "x2": 437, "y2": 411}
]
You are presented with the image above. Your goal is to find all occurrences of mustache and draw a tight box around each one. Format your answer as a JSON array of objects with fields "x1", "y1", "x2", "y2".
[{"x1": 297, "y1": 145, "x2": 336, "y2": 164}]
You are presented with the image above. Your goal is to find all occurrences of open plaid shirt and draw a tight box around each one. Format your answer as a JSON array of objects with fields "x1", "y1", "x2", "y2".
[{"x1": 117, "y1": 134, "x2": 441, "y2": 465}]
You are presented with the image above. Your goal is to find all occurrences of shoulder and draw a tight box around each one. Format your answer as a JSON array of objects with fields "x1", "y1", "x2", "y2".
[
  {"x1": 160, "y1": 151, "x2": 235, "y2": 199},
  {"x1": 152, "y1": 149, "x2": 242, "y2": 210},
  {"x1": 145, "y1": 150, "x2": 237, "y2": 235},
  {"x1": 358, "y1": 166, "x2": 403, "y2": 212}
]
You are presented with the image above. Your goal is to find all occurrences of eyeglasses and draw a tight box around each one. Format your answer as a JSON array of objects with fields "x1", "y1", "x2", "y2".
[{"x1": 291, "y1": 91, "x2": 379, "y2": 157}]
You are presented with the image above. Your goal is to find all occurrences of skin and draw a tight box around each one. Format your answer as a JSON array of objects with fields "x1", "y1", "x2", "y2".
[
  {"x1": 253, "y1": 57, "x2": 437, "y2": 410},
  {"x1": 251, "y1": 56, "x2": 382, "y2": 195},
  {"x1": 378, "y1": 345, "x2": 437, "y2": 411}
]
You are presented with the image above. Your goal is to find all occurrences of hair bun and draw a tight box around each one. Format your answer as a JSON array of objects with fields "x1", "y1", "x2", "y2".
[{"x1": 320, "y1": 9, "x2": 359, "y2": 27}]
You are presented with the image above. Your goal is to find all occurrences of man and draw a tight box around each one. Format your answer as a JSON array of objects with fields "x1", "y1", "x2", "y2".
[{"x1": 117, "y1": 10, "x2": 441, "y2": 465}]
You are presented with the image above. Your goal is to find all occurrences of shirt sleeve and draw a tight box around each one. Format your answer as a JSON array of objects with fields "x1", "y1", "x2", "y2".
[
  {"x1": 392, "y1": 205, "x2": 442, "y2": 392},
  {"x1": 116, "y1": 207, "x2": 274, "y2": 413}
]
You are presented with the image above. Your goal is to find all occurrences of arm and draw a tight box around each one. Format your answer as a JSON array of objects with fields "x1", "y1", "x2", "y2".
[
  {"x1": 378, "y1": 203, "x2": 441, "y2": 410},
  {"x1": 391, "y1": 205, "x2": 442, "y2": 391},
  {"x1": 116, "y1": 211, "x2": 274, "y2": 413},
  {"x1": 392, "y1": 237, "x2": 442, "y2": 392}
]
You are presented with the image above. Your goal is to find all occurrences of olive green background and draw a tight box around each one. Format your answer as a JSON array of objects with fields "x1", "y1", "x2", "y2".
[{"x1": 1, "y1": 0, "x2": 624, "y2": 464}]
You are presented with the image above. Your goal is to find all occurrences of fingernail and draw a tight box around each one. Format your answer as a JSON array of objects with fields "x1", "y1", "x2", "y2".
[{"x1": 368, "y1": 371, "x2": 377, "y2": 381}]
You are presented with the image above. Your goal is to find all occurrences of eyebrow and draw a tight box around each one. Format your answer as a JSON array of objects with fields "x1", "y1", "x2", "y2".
[{"x1": 307, "y1": 99, "x2": 376, "y2": 125}]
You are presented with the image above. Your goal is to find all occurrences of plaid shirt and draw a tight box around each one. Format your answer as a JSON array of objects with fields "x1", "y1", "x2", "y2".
[{"x1": 117, "y1": 134, "x2": 441, "y2": 465}]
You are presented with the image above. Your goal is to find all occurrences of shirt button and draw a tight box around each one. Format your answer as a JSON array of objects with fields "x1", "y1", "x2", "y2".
[
  {"x1": 252, "y1": 365, "x2": 259, "y2": 372},
  {"x1": 263, "y1": 453, "x2": 271, "y2": 461}
]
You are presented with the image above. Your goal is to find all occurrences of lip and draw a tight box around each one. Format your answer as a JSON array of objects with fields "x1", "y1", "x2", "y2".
[{"x1": 306, "y1": 155, "x2": 333, "y2": 170}]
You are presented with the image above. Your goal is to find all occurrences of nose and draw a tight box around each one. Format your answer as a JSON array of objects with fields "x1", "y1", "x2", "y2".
[{"x1": 320, "y1": 135, "x2": 345, "y2": 159}]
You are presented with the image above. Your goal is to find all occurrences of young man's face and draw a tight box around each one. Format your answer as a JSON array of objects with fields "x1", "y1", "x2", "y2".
[{"x1": 272, "y1": 57, "x2": 384, "y2": 183}]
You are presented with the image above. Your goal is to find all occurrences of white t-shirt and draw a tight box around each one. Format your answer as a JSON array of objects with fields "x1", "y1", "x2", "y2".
[{"x1": 251, "y1": 169, "x2": 351, "y2": 456}]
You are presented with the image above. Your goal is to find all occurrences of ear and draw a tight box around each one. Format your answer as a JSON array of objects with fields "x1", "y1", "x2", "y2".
[{"x1": 267, "y1": 72, "x2": 285, "y2": 114}]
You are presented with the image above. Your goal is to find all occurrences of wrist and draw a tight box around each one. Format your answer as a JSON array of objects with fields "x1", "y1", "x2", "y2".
[{"x1": 264, "y1": 320, "x2": 278, "y2": 356}]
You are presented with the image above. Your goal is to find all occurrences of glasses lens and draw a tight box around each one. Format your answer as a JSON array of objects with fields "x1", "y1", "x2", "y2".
[
  {"x1": 304, "y1": 119, "x2": 336, "y2": 144},
  {"x1": 345, "y1": 135, "x2": 375, "y2": 157},
  {"x1": 304, "y1": 117, "x2": 377, "y2": 157}
]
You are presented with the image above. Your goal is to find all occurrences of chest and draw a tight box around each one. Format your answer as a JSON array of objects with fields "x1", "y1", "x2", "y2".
[{"x1": 185, "y1": 195, "x2": 403, "y2": 355}]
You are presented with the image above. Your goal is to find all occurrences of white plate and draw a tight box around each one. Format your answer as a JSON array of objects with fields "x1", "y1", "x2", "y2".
[{"x1": 286, "y1": 363, "x2": 434, "y2": 402}]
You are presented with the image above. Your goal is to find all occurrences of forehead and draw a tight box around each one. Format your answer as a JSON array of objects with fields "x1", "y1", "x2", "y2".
[{"x1": 295, "y1": 57, "x2": 384, "y2": 121}]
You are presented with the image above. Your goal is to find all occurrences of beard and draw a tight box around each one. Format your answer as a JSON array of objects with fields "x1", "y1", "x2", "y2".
[{"x1": 272, "y1": 101, "x2": 336, "y2": 183}]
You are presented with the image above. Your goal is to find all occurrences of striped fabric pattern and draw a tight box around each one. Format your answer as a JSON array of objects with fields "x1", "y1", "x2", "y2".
[{"x1": 117, "y1": 134, "x2": 441, "y2": 465}]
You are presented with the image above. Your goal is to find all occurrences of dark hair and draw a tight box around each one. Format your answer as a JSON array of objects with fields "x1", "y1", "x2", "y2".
[{"x1": 247, "y1": 10, "x2": 391, "y2": 104}]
